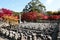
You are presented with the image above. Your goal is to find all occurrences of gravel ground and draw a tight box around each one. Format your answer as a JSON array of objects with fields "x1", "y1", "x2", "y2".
[{"x1": 0, "y1": 37, "x2": 9, "y2": 40}]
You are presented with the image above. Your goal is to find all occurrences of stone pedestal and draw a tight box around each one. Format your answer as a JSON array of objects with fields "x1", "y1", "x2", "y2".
[
  {"x1": 57, "y1": 32, "x2": 60, "y2": 40},
  {"x1": 29, "y1": 35, "x2": 32, "y2": 40},
  {"x1": 37, "y1": 37, "x2": 42, "y2": 40},
  {"x1": 25, "y1": 36, "x2": 27, "y2": 40},
  {"x1": 21, "y1": 33, "x2": 25, "y2": 40},
  {"x1": 33, "y1": 33, "x2": 37, "y2": 40}
]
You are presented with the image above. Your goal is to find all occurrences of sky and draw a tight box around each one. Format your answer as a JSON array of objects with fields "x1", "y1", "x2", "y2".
[{"x1": 0, "y1": 0, "x2": 60, "y2": 12}]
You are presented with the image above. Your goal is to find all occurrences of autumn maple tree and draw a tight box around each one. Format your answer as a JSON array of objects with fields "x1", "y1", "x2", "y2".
[{"x1": 21, "y1": 0, "x2": 46, "y2": 22}]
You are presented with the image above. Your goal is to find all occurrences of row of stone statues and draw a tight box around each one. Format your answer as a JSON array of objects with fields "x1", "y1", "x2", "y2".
[
  {"x1": 0, "y1": 27, "x2": 52, "y2": 40},
  {"x1": 0, "y1": 23, "x2": 59, "y2": 40}
]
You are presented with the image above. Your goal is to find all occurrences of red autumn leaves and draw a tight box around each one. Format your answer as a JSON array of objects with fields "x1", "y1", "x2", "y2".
[
  {"x1": 0, "y1": 8, "x2": 13, "y2": 18},
  {"x1": 21, "y1": 11, "x2": 60, "y2": 22},
  {"x1": 21, "y1": 11, "x2": 49, "y2": 22},
  {"x1": 2, "y1": 8, "x2": 13, "y2": 16},
  {"x1": 39, "y1": 15, "x2": 60, "y2": 20},
  {"x1": 21, "y1": 11, "x2": 37, "y2": 21},
  {"x1": 49, "y1": 15, "x2": 60, "y2": 20}
]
